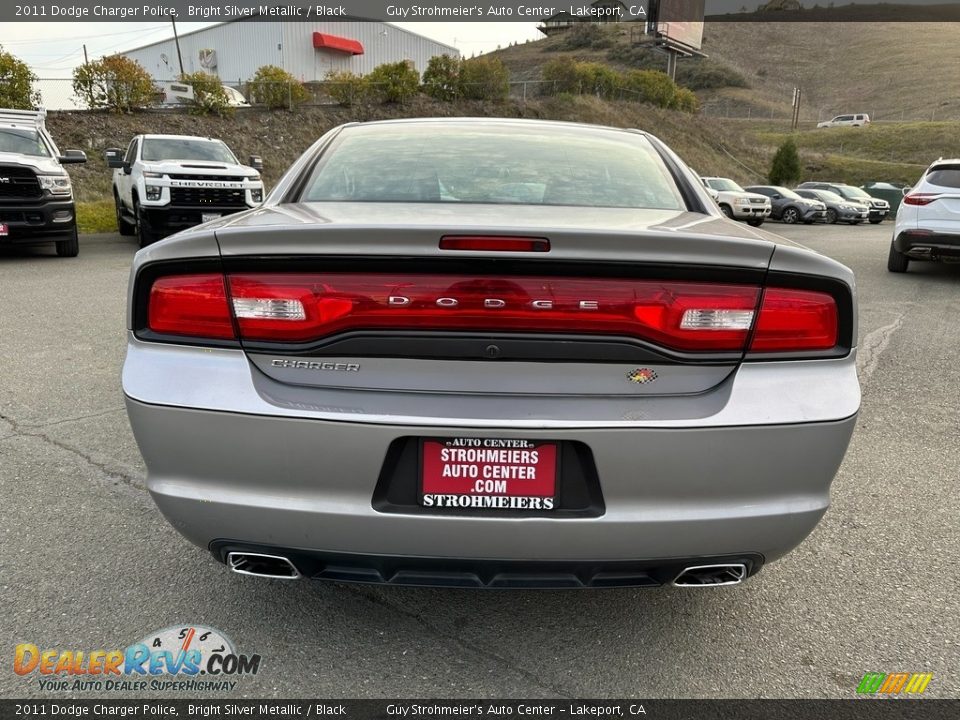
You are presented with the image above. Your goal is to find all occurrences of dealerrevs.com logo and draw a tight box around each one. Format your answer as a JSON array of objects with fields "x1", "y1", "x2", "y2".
[{"x1": 14, "y1": 625, "x2": 261, "y2": 693}]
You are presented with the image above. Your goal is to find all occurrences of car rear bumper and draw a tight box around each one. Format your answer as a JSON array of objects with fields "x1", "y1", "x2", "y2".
[
  {"x1": 894, "y1": 229, "x2": 960, "y2": 259},
  {"x1": 123, "y1": 340, "x2": 860, "y2": 582}
]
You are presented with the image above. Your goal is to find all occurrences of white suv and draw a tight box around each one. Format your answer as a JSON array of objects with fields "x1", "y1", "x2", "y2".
[
  {"x1": 888, "y1": 158, "x2": 960, "y2": 272},
  {"x1": 701, "y1": 177, "x2": 772, "y2": 227},
  {"x1": 817, "y1": 114, "x2": 870, "y2": 128}
]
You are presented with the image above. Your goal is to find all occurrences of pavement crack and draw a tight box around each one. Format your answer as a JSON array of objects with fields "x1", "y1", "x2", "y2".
[
  {"x1": 857, "y1": 313, "x2": 905, "y2": 382},
  {"x1": 344, "y1": 584, "x2": 574, "y2": 698}
]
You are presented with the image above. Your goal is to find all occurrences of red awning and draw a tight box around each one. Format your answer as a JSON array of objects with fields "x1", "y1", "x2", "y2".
[{"x1": 312, "y1": 33, "x2": 364, "y2": 55}]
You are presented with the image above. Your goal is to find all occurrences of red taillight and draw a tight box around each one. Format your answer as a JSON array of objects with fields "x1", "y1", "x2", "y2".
[
  {"x1": 439, "y1": 236, "x2": 550, "y2": 252},
  {"x1": 147, "y1": 274, "x2": 235, "y2": 339},
  {"x1": 144, "y1": 273, "x2": 841, "y2": 355},
  {"x1": 902, "y1": 193, "x2": 939, "y2": 206},
  {"x1": 226, "y1": 273, "x2": 760, "y2": 351},
  {"x1": 749, "y1": 288, "x2": 837, "y2": 352}
]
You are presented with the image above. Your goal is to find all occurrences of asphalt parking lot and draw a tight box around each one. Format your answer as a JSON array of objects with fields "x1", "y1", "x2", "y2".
[{"x1": 1, "y1": 222, "x2": 958, "y2": 699}]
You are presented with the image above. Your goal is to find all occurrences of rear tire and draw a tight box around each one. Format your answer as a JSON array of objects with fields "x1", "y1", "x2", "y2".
[
  {"x1": 746, "y1": 218, "x2": 764, "y2": 227},
  {"x1": 55, "y1": 227, "x2": 79, "y2": 258},
  {"x1": 115, "y1": 191, "x2": 134, "y2": 236},
  {"x1": 887, "y1": 241, "x2": 910, "y2": 273},
  {"x1": 851, "y1": 219, "x2": 863, "y2": 225},
  {"x1": 781, "y1": 207, "x2": 800, "y2": 224},
  {"x1": 720, "y1": 204, "x2": 734, "y2": 219},
  {"x1": 869, "y1": 217, "x2": 884, "y2": 225},
  {"x1": 825, "y1": 209, "x2": 838, "y2": 224}
]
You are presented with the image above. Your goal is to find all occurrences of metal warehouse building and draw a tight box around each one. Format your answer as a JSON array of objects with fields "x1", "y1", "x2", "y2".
[{"x1": 121, "y1": 18, "x2": 458, "y2": 83}]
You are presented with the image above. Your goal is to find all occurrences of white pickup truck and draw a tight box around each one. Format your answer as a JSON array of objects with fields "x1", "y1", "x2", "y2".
[
  {"x1": 701, "y1": 176, "x2": 772, "y2": 227},
  {"x1": 106, "y1": 134, "x2": 263, "y2": 247}
]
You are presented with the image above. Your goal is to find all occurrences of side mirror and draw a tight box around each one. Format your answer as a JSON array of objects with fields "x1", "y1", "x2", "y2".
[
  {"x1": 105, "y1": 148, "x2": 125, "y2": 169},
  {"x1": 902, "y1": 187, "x2": 910, "y2": 196},
  {"x1": 706, "y1": 187, "x2": 719, "y2": 201},
  {"x1": 248, "y1": 155, "x2": 263, "y2": 171},
  {"x1": 771, "y1": 193, "x2": 781, "y2": 199},
  {"x1": 58, "y1": 149, "x2": 87, "y2": 164}
]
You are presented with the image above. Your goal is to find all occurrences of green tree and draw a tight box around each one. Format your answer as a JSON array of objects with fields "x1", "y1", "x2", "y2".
[
  {"x1": 248, "y1": 65, "x2": 308, "y2": 109},
  {"x1": 459, "y1": 57, "x2": 509, "y2": 101},
  {"x1": 670, "y1": 87, "x2": 700, "y2": 114},
  {"x1": 542, "y1": 57, "x2": 580, "y2": 94},
  {"x1": 324, "y1": 70, "x2": 369, "y2": 107},
  {"x1": 622, "y1": 69, "x2": 677, "y2": 108},
  {"x1": 179, "y1": 71, "x2": 232, "y2": 116},
  {"x1": 768, "y1": 138, "x2": 802, "y2": 185},
  {"x1": 367, "y1": 61, "x2": 420, "y2": 104},
  {"x1": 0, "y1": 46, "x2": 40, "y2": 109},
  {"x1": 72, "y1": 55, "x2": 157, "y2": 112},
  {"x1": 422, "y1": 55, "x2": 461, "y2": 101}
]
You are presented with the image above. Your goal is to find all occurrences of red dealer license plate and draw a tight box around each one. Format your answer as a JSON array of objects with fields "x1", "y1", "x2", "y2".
[
  {"x1": 420, "y1": 438, "x2": 558, "y2": 511},
  {"x1": 0, "y1": 223, "x2": 8, "y2": 236}
]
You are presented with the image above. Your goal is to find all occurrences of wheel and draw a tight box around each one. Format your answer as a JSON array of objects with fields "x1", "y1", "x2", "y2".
[
  {"x1": 825, "y1": 208, "x2": 838, "y2": 224},
  {"x1": 133, "y1": 198, "x2": 157, "y2": 248},
  {"x1": 720, "y1": 204, "x2": 734, "y2": 219},
  {"x1": 746, "y1": 218, "x2": 764, "y2": 227},
  {"x1": 781, "y1": 206, "x2": 801, "y2": 224},
  {"x1": 869, "y1": 217, "x2": 883, "y2": 225},
  {"x1": 803, "y1": 219, "x2": 816, "y2": 225},
  {"x1": 55, "y1": 227, "x2": 79, "y2": 257},
  {"x1": 851, "y1": 219, "x2": 863, "y2": 225},
  {"x1": 887, "y1": 241, "x2": 909, "y2": 273},
  {"x1": 115, "y1": 191, "x2": 134, "y2": 236}
]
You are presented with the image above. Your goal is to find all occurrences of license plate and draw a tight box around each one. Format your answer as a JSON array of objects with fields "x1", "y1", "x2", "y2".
[
  {"x1": 0, "y1": 223, "x2": 8, "y2": 236},
  {"x1": 201, "y1": 213, "x2": 221, "y2": 223},
  {"x1": 420, "y1": 438, "x2": 558, "y2": 511}
]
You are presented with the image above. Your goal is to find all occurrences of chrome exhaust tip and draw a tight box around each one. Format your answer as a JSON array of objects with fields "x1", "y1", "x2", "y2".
[
  {"x1": 672, "y1": 563, "x2": 747, "y2": 587},
  {"x1": 226, "y1": 552, "x2": 301, "y2": 580}
]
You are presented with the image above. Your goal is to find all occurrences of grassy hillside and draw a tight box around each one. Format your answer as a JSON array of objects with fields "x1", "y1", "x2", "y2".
[{"x1": 490, "y1": 20, "x2": 960, "y2": 123}]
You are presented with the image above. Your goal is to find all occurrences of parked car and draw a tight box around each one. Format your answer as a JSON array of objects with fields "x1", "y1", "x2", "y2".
[
  {"x1": 888, "y1": 158, "x2": 960, "y2": 272},
  {"x1": 795, "y1": 188, "x2": 869, "y2": 224},
  {"x1": 744, "y1": 185, "x2": 827, "y2": 224},
  {"x1": 700, "y1": 177, "x2": 772, "y2": 226},
  {"x1": 797, "y1": 181, "x2": 889, "y2": 223},
  {"x1": 817, "y1": 113, "x2": 870, "y2": 128},
  {"x1": 0, "y1": 108, "x2": 86, "y2": 257},
  {"x1": 862, "y1": 181, "x2": 910, "y2": 215},
  {"x1": 105, "y1": 134, "x2": 264, "y2": 247},
  {"x1": 123, "y1": 119, "x2": 860, "y2": 589}
]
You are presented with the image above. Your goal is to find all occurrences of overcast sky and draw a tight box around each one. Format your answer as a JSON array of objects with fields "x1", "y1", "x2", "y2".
[{"x1": 2, "y1": 22, "x2": 543, "y2": 77}]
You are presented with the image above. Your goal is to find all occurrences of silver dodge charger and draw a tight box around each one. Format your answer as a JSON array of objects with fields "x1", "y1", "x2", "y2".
[{"x1": 123, "y1": 119, "x2": 860, "y2": 588}]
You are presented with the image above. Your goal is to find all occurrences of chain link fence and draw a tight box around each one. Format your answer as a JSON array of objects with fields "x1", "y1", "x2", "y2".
[{"x1": 22, "y1": 77, "x2": 665, "y2": 111}]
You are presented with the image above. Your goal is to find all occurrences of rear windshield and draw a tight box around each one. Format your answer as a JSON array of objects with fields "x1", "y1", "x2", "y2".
[
  {"x1": 141, "y1": 138, "x2": 237, "y2": 163},
  {"x1": 0, "y1": 128, "x2": 50, "y2": 157},
  {"x1": 300, "y1": 124, "x2": 686, "y2": 210},
  {"x1": 925, "y1": 165, "x2": 960, "y2": 189}
]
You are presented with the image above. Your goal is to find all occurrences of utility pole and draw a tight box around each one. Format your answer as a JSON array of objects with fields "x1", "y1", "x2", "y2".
[
  {"x1": 83, "y1": 44, "x2": 89, "y2": 65},
  {"x1": 171, "y1": 17, "x2": 184, "y2": 76},
  {"x1": 791, "y1": 86, "x2": 802, "y2": 130}
]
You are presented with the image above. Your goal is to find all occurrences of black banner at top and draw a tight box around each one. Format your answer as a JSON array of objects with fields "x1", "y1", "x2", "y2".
[
  {"x1": 2, "y1": 700, "x2": 960, "y2": 720},
  {"x1": 4, "y1": 1, "x2": 960, "y2": 23}
]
